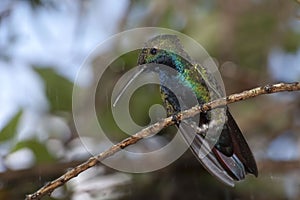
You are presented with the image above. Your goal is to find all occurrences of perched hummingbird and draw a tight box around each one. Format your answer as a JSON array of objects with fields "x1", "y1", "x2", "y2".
[{"x1": 137, "y1": 34, "x2": 258, "y2": 186}]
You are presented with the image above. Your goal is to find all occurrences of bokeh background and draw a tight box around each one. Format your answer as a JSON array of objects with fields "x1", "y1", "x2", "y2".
[{"x1": 0, "y1": 0, "x2": 300, "y2": 199}]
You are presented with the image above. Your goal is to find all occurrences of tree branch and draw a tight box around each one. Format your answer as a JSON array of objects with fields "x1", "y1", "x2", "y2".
[{"x1": 25, "y1": 82, "x2": 300, "y2": 200}]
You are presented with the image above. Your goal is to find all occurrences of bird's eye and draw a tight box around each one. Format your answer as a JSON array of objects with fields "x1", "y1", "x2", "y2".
[{"x1": 150, "y1": 48, "x2": 157, "y2": 55}]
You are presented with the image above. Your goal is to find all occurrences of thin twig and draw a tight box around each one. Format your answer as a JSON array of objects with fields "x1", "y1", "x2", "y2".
[{"x1": 25, "y1": 82, "x2": 300, "y2": 200}]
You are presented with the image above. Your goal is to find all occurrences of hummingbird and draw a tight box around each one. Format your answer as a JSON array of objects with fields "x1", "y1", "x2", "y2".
[{"x1": 137, "y1": 34, "x2": 258, "y2": 186}]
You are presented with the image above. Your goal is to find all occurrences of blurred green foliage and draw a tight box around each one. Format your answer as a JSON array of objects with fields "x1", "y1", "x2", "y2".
[
  {"x1": 11, "y1": 139, "x2": 55, "y2": 163},
  {"x1": 282, "y1": 29, "x2": 300, "y2": 52},
  {"x1": 235, "y1": 10, "x2": 277, "y2": 70},
  {"x1": 35, "y1": 68, "x2": 73, "y2": 112},
  {"x1": 0, "y1": 111, "x2": 22, "y2": 142}
]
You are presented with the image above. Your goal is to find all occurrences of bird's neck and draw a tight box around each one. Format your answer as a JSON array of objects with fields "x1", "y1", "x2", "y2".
[{"x1": 160, "y1": 53, "x2": 210, "y2": 102}]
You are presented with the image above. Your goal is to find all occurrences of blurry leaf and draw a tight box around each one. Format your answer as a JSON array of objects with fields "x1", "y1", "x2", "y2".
[
  {"x1": 35, "y1": 68, "x2": 73, "y2": 112},
  {"x1": 30, "y1": 0, "x2": 43, "y2": 7},
  {"x1": 11, "y1": 139, "x2": 55, "y2": 163},
  {"x1": 282, "y1": 30, "x2": 300, "y2": 53},
  {"x1": 235, "y1": 11, "x2": 277, "y2": 69},
  {"x1": 29, "y1": 0, "x2": 57, "y2": 10},
  {"x1": 0, "y1": 111, "x2": 22, "y2": 142}
]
